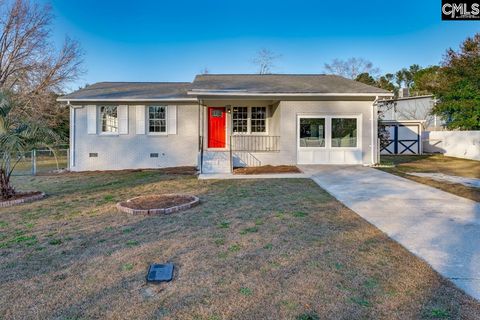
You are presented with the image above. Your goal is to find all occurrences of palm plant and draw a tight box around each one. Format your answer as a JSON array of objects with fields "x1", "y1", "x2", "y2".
[{"x1": 0, "y1": 91, "x2": 60, "y2": 200}]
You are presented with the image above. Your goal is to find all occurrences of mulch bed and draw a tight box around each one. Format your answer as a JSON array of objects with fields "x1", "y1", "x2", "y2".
[
  {"x1": 0, "y1": 191, "x2": 45, "y2": 208},
  {"x1": 117, "y1": 194, "x2": 200, "y2": 215},
  {"x1": 1, "y1": 191, "x2": 42, "y2": 201},
  {"x1": 120, "y1": 194, "x2": 196, "y2": 210},
  {"x1": 233, "y1": 165, "x2": 301, "y2": 175}
]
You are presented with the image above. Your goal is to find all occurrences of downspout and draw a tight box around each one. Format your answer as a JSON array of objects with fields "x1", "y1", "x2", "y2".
[
  {"x1": 371, "y1": 96, "x2": 379, "y2": 165},
  {"x1": 68, "y1": 101, "x2": 75, "y2": 170},
  {"x1": 198, "y1": 99, "x2": 203, "y2": 173}
]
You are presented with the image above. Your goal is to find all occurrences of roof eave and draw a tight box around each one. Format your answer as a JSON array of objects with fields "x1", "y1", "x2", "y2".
[
  {"x1": 187, "y1": 91, "x2": 393, "y2": 97},
  {"x1": 57, "y1": 97, "x2": 198, "y2": 102}
]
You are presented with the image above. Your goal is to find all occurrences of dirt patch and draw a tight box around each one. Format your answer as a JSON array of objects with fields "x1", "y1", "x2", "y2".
[
  {"x1": 234, "y1": 165, "x2": 301, "y2": 175},
  {"x1": 119, "y1": 194, "x2": 197, "y2": 210}
]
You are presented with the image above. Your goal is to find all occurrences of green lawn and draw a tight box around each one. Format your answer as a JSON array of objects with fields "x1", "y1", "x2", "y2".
[{"x1": 0, "y1": 169, "x2": 478, "y2": 319}]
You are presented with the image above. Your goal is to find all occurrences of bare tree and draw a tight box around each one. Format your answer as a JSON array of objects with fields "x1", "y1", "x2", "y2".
[
  {"x1": 252, "y1": 48, "x2": 280, "y2": 74},
  {"x1": 199, "y1": 67, "x2": 210, "y2": 75},
  {"x1": 324, "y1": 57, "x2": 379, "y2": 79},
  {"x1": 0, "y1": 0, "x2": 83, "y2": 123}
]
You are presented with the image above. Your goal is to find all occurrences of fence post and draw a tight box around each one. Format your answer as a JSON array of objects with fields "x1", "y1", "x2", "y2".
[{"x1": 31, "y1": 149, "x2": 36, "y2": 176}]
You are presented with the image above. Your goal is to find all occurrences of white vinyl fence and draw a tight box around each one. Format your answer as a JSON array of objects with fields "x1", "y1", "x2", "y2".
[{"x1": 422, "y1": 131, "x2": 480, "y2": 161}]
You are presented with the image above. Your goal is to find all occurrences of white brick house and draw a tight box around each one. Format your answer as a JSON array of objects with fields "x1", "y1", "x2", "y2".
[{"x1": 58, "y1": 74, "x2": 393, "y2": 173}]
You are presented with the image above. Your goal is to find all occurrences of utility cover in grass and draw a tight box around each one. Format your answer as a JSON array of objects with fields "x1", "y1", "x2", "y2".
[{"x1": 146, "y1": 263, "x2": 174, "y2": 283}]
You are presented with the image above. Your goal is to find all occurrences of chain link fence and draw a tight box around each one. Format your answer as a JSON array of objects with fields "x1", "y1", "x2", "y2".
[{"x1": 2, "y1": 148, "x2": 69, "y2": 176}]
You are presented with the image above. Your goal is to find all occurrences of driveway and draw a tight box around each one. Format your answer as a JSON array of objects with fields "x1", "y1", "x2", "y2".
[{"x1": 301, "y1": 165, "x2": 480, "y2": 301}]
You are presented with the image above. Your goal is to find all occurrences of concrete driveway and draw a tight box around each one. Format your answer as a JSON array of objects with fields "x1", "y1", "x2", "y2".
[{"x1": 300, "y1": 165, "x2": 480, "y2": 301}]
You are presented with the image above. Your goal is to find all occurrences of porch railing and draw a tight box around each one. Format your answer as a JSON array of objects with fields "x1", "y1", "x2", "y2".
[{"x1": 230, "y1": 135, "x2": 280, "y2": 152}]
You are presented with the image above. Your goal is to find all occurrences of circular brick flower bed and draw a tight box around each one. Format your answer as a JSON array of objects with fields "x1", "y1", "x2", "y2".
[
  {"x1": 116, "y1": 194, "x2": 200, "y2": 215},
  {"x1": 0, "y1": 192, "x2": 46, "y2": 208}
]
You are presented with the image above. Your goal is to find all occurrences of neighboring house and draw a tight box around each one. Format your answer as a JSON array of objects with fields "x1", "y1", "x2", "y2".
[
  {"x1": 378, "y1": 93, "x2": 444, "y2": 130},
  {"x1": 58, "y1": 74, "x2": 392, "y2": 173}
]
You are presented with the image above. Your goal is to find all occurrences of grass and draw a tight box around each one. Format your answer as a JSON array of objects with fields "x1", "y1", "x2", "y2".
[
  {"x1": 239, "y1": 226, "x2": 258, "y2": 235},
  {"x1": 239, "y1": 287, "x2": 253, "y2": 296},
  {"x1": 0, "y1": 169, "x2": 479, "y2": 319},
  {"x1": 12, "y1": 156, "x2": 68, "y2": 176},
  {"x1": 379, "y1": 154, "x2": 480, "y2": 202}
]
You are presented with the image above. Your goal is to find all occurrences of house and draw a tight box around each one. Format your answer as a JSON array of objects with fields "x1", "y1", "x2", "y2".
[
  {"x1": 58, "y1": 74, "x2": 393, "y2": 173},
  {"x1": 378, "y1": 92, "x2": 443, "y2": 130}
]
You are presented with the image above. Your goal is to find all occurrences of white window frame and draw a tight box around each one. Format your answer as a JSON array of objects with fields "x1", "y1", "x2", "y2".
[
  {"x1": 297, "y1": 114, "x2": 361, "y2": 150},
  {"x1": 147, "y1": 105, "x2": 168, "y2": 135},
  {"x1": 298, "y1": 116, "x2": 327, "y2": 149},
  {"x1": 231, "y1": 106, "x2": 268, "y2": 135},
  {"x1": 331, "y1": 116, "x2": 360, "y2": 149},
  {"x1": 98, "y1": 105, "x2": 119, "y2": 135},
  {"x1": 231, "y1": 106, "x2": 249, "y2": 134}
]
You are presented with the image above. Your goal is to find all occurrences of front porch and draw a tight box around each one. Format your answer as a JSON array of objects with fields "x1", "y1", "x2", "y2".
[{"x1": 199, "y1": 101, "x2": 281, "y2": 174}]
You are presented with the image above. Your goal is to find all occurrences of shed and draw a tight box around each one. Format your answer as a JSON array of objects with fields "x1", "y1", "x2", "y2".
[{"x1": 380, "y1": 120, "x2": 425, "y2": 155}]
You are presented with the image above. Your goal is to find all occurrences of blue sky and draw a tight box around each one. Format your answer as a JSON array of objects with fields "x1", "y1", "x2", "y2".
[{"x1": 45, "y1": 0, "x2": 479, "y2": 90}]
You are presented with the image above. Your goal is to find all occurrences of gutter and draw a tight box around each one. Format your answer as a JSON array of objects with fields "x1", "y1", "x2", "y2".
[
  {"x1": 57, "y1": 93, "x2": 394, "y2": 102},
  {"x1": 187, "y1": 91, "x2": 394, "y2": 97},
  {"x1": 56, "y1": 98, "x2": 198, "y2": 102}
]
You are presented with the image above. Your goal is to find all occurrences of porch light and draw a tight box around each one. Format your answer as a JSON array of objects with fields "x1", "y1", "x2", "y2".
[{"x1": 226, "y1": 105, "x2": 232, "y2": 113}]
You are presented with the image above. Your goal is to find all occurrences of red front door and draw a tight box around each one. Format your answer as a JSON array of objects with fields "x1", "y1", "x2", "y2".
[{"x1": 208, "y1": 107, "x2": 226, "y2": 148}]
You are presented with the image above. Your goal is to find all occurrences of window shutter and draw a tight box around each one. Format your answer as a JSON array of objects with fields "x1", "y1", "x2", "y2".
[
  {"x1": 167, "y1": 105, "x2": 177, "y2": 135},
  {"x1": 87, "y1": 105, "x2": 97, "y2": 134},
  {"x1": 118, "y1": 105, "x2": 128, "y2": 134},
  {"x1": 135, "y1": 105, "x2": 146, "y2": 134}
]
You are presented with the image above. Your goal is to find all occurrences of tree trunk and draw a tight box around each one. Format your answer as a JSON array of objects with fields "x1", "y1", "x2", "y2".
[{"x1": 0, "y1": 168, "x2": 16, "y2": 200}]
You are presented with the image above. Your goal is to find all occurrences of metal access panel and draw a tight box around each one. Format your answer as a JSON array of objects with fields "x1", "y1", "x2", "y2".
[
  {"x1": 381, "y1": 123, "x2": 422, "y2": 155},
  {"x1": 146, "y1": 263, "x2": 174, "y2": 283}
]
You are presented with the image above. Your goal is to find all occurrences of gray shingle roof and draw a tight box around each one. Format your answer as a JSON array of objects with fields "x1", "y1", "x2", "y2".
[
  {"x1": 190, "y1": 74, "x2": 391, "y2": 95},
  {"x1": 58, "y1": 74, "x2": 392, "y2": 102},
  {"x1": 58, "y1": 82, "x2": 194, "y2": 101}
]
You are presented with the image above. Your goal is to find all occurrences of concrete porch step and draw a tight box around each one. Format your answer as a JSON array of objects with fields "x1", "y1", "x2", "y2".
[{"x1": 202, "y1": 151, "x2": 231, "y2": 174}]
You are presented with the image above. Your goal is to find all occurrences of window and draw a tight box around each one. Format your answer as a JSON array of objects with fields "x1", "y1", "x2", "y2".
[
  {"x1": 148, "y1": 106, "x2": 166, "y2": 133},
  {"x1": 100, "y1": 106, "x2": 118, "y2": 133},
  {"x1": 212, "y1": 110, "x2": 222, "y2": 117},
  {"x1": 232, "y1": 106, "x2": 267, "y2": 134},
  {"x1": 299, "y1": 118, "x2": 325, "y2": 147},
  {"x1": 251, "y1": 107, "x2": 266, "y2": 133},
  {"x1": 331, "y1": 118, "x2": 357, "y2": 147},
  {"x1": 232, "y1": 107, "x2": 248, "y2": 133}
]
